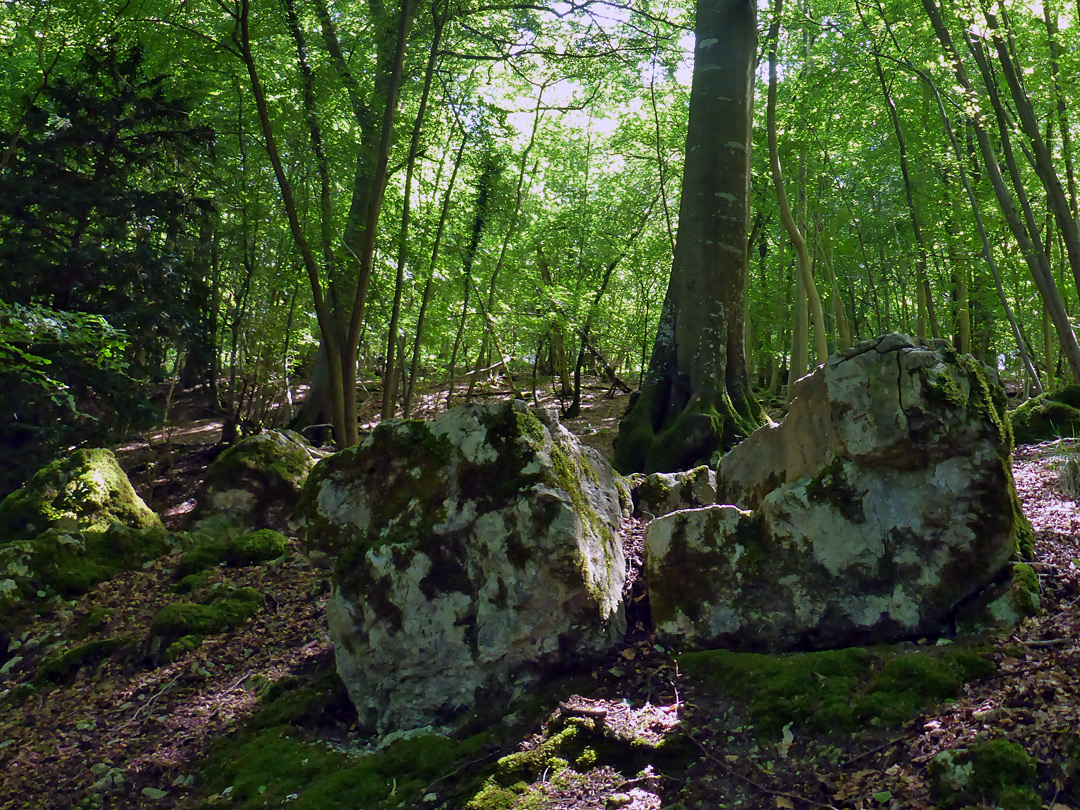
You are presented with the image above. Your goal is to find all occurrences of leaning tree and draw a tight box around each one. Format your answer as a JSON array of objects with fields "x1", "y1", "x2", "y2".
[{"x1": 614, "y1": 0, "x2": 762, "y2": 473}]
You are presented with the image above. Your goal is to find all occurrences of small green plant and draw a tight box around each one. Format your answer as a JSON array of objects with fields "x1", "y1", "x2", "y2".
[{"x1": 929, "y1": 738, "x2": 1040, "y2": 809}]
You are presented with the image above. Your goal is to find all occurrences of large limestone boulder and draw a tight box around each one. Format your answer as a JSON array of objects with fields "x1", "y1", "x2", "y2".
[
  {"x1": 191, "y1": 429, "x2": 327, "y2": 533},
  {"x1": 298, "y1": 400, "x2": 629, "y2": 733},
  {"x1": 0, "y1": 448, "x2": 160, "y2": 542},
  {"x1": 647, "y1": 334, "x2": 1029, "y2": 652}
]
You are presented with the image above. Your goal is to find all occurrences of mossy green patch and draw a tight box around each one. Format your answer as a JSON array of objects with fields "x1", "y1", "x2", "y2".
[
  {"x1": 205, "y1": 430, "x2": 315, "y2": 488},
  {"x1": 164, "y1": 633, "x2": 203, "y2": 662},
  {"x1": 1010, "y1": 385, "x2": 1080, "y2": 445},
  {"x1": 495, "y1": 725, "x2": 579, "y2": 777},
  {"x1": 0, "y1": 523, "x2": 172, "y2": 609},
  {"x1": 678, "y1": 645, "x2": 995, "y2": 734},
  {"x1": 197, "y1": 727, "x2": 491, "y2": 810},
  {"x1": 149, "y1": 587, "x2": 264, "y2": 659},
  {"x1": 174, "y1": 529, "x2": 288, "y2": 578},
  {"x1": 928, "y1": 738, "x2": 1039, "y2": 810}
]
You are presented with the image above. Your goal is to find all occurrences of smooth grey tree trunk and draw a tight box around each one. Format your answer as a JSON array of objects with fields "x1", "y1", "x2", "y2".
[{"x1": 614, "y1": 0, "x2": 762, "y2": 473}]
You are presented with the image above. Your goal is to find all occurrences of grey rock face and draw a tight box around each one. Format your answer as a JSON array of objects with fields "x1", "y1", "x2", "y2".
[
  {"x1": 298, "y1": 401, "x2": 628, "y2": 733},
  {"x1": 191, "y1": 429, "x2": 326, "y2": 533},
  {"x1": 632, "y1": 466, "x2": 717, "y2": 518},
  {"x1": 647, "y1": 334, "x2": 1029, "y2": 652}
]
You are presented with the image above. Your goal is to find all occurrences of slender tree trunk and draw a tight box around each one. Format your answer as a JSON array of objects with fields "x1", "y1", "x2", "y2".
[
  {"x1": 1045, "y1": 0, "x2": 1078, "y2": 225},
  {"x1": 766, "y1": 0, "x2": 828, "y2": 366},
  {"x1": 446, "y1": 152, "x2": 499, "y2": 408},
  {"x1": 382, "y1": 3, "x2": 445, "y2": 418},
  {"x1": 236, "y1": 0, "x2": 347, "y2": 442},
  {"x1": 404, "y1": 125, "x2": 467, "y2": 417},
  {"x1": 981, "y1": 0, "x2": 1080, "y2": 302}
]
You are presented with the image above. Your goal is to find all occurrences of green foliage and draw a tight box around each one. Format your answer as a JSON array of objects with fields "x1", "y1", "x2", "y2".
[
  {"x1": 0, "y1": 40, "x2": 213, "y2": 367},
  {"x1": 0, "y1": 303, "x2": 139, "y2": 496},
  {"x1": 677, "y1": 645, "x2": 995, "y2": 734}
]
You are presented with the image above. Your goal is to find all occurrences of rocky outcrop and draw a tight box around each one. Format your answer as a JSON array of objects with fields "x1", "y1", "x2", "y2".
[
  {"x1": 298, "y1": 401, "x2": 629, "y2": 733},
  {"x1": 0, "y1": 448, "x2": 160, "y2": 542},
  {"x1": 646, "y1": 335, "x2": 1030, "y2": 652},
  {"x1": 190, "y1": 430, "x2": 326, "y2": 533},
  {"x1": 630, "y1": 466, "x2": 716, "y2": 518},
  {"x1": 0, "y1": 449, "x2": 168, "y2": 609},
  {"x1": 1009, "y1": 385, "x2": 1080, "y2": 445}
]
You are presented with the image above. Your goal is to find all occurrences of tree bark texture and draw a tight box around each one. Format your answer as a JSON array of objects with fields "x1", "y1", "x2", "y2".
[{"x1": 614, "y1": 0, "x2": 761, "y2": 473}]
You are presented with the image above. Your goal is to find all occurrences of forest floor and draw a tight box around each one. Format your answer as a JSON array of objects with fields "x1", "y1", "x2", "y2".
[{"x1": 1, "y1": 379, "x2": 1079, "y2": 809}]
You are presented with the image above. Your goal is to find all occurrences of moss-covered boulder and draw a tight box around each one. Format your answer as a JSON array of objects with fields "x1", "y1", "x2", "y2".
[
  {"x1": 647, "y1": 334, "x2": 1028, "y2": 651},
  {"x1": 0, "y1": 523, "x2": 174, "y2": 611},
  {"x1": 631, "y1": 465, "x2": 716, "y2": 518},
  {"x1": 298, "y1": 400, "x2": 629, "y2": 734},
  {"x1": 1009, "y1": 384, "x2": 1080, "y2": 445},
  {"x1": 0, "y1": 448, "x2": 160, "y2": 542},
  {"x1": 191, "y1": 429, "x2": 327, "y2": 533}
]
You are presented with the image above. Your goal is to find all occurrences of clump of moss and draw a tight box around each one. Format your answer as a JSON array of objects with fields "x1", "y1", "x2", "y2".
[
  {"x1": 197, "y1": 726, "x2": 490, "y2": 810},
  {"x1": 174, "y1": 529, "x2": 287, "y2": 578},
  {"x1": 164, "y1": 634, "x2": 204, "y2": 662},
  {"x1": 175, "y1": 570, "x2": 212, "y2": 594},
  {"x1": 929, "y1": 738, "x2": 1040, "y2": 809},
  {"x1": 495, "y1": 725, "x2": 578, "y2": 777},
  {"x1": 678, "y1": 645, "x2": 995, "y2": 734},
  {"x1": 33, "y1": 638, "x2": 125, "y2": 685},
  {"x1": 149, "y1": 587, "x2": 264, "y2": 660},
  {"x1": 1010, "y1": 385, "x2": 1080, "y2": 445}
]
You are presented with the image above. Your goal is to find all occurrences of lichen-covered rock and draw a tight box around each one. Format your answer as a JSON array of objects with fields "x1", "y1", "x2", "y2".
[
  {"x1": 191, "y1": 429, "x2": 327, "y2": 533},
  {"x1": 647, "y1": 334, "x2": 1029, "y2": 652},
  {"x1": 0, "y1": 448, "x2": 161, "y2": 542},
  {"x1": 298, "y1": 400, "x2": 628, "y2": 733},
  {"x1": 1009, "y1": 384, "x2": 1080, "y2": 445},
  {"x1": 632, "y1": 466, "x2": 716, "y2": 518},
  {"x1": 956, "y1": 562, "x2": 1041, "y2": 634}
]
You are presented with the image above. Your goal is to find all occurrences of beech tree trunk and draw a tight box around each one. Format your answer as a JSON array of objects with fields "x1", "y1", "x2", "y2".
[{"x1": 614, "y1": 0, "x2": 762, "y2": 474}]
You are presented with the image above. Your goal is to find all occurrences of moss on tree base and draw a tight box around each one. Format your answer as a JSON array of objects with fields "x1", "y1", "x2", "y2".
[{"x1": 614, "y1": 388, "x2": 759, "y2": 474}]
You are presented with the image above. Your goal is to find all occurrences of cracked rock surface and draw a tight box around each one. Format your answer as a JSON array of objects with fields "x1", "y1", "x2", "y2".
[
  {"x1": 647, "y1": 334, "x2": 1028, "y2": 652},
  {"x1": 297, "y1": 400, "x2": 629, "y2": 734}
]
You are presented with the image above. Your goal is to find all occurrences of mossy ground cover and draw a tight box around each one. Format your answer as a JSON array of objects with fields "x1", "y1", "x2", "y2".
[
  {"x1": 174, "y1": 528, "x2": 288, "y2": 578},
  {"x1": 197, "y1": 674, "x2": 500, "y2": 810},
  {"x1": 149, "y1": 586, "x2": 265, "y2": 662},
  {"x1": 0, "y1": 523, "x2": 175, "y2": 612},
  {"x1": 677, "y1": 644, "x2": 995, "y2": 735},
  {"x1": 928, "y1": 738, "x2": 1040, "y2": 810}
]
